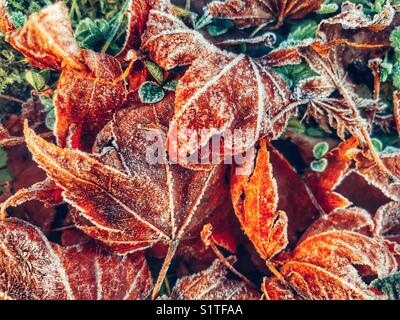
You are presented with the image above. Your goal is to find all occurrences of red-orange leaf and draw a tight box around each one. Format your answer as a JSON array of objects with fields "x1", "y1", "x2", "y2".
[
  {"x1": 0, "y1": 218, "x2": 153, "y2": 300},
  {"x1": 3, "y1": 3, "x2": 127, "y2": 151},
  {"x1": 304, "y1": 138, "x2": 359, "y2": 213},
  {"x1": 231, "y1": 139, "x2": 288, "y2": 261}
]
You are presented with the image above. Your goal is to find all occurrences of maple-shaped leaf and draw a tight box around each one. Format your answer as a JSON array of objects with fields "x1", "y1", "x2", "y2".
[
  {"x1": 0, "y1": 218, "x2": 153, "y2": 300},
  {"x1": 231, "y1": 139, "x2": 288, "y2": 261},
  {"x1": 21, "y1": 94, "x2": 227, "y2": 298},
  {"x1": 163, "y1": 258, "x2": 260, "y2": 300},
  {"x1": 2, "y1": 2, "x2": 127, "y2": 151},
  {"x1": 304, "y1": 138, "x2": 359, "y2": 214},
  {"x1": 263, "y1": 209, "x2": 397, "y2": 300},
  {"x1": 206, "y1": 0, "x2": 323, "y2": 29},
  {"x1": 142, "y1": 1, "x2": 293, "y2": 169}
]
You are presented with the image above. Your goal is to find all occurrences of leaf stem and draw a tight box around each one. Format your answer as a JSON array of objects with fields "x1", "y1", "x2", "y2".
[
  {"x1": 151, "y1": 241, "x2": 179, "y2": 300},
  {"x1": 0, "y1": 94, "x2": 25, "y2": 105},
  {"x1": 209, "y1": 242, "x2": 257, "y2": 289}
]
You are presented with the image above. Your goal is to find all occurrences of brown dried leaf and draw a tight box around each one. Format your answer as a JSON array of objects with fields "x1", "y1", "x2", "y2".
[
  {"x1": 5, "y1": 2, "x2": 82, "y2": 71},
  {"x1": 374, "y1": 201, "x2": 400, "y2": 245},
  {"x1": 0, "y1": 218, "x2": 153, "y2": 300},
  {"x1": 231, "y1": 140, "x2": 288, "y2": 261},
  {"x1": 355, "y1": 150, "x2": 400, "y2": 201},
  {"x1": 142, "y1": 2, "x2": 293, "y2": 169},
  {"x1": 164, "y1": 258, "x2": 260, "y2": 300},
  {"x1": 4, "y1": 3, "x2": 128, "y2": 151},
  {"x1": 22, "y1": 95, "x2": 226, "y2": 255},
  {"x1": 116, "y1": 0, "x2": 156, "y2": 60},
  {"x1": 206, "y1": 0, "x2": 323, "y2": 29},
  {"x1": 54, "y1": 50, "x2": 126, "y2": 150}
]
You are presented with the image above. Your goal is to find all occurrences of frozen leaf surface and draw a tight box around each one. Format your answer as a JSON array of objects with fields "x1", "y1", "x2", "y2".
[{"x1": 0, "y1": 218, "x2": 153, "y2": 300}]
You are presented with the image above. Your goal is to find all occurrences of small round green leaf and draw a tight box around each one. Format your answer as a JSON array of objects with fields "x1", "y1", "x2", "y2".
[
  {"x1": 371, "y1": 138, "x2": 383, "y2": 152},
  {"x1": 139, "y1": 81, "x2": 165, "y2": 104},
  {"x1": 313, "y1": 142, "x2": 329, "y2": 159},
  {"x1": 45, "y1": 109, "x2": 56, "y2": 130},
  {"x1": 310, "y1": 158, "x2": 328, "y2": 173},
  {"x1": 163, "y1": 80, "x2": 179, "y2": 92}
]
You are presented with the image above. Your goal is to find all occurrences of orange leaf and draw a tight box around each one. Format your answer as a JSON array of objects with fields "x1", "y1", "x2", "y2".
[
  {"x1": 304, "y1": 138, "x2": 359, "y2": 213},
  {"x1": 231, "y1": 140, "x2": 288, "y2": 261}
]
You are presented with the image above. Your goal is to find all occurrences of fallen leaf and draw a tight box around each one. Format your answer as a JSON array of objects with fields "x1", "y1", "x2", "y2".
[
  {"x1": 0, "y1": 218, "x2": 153, "y2": 300},
  {"x1": 231, "y1": 139, "x2": 288, "y2": 261},
  {"x1": 163, "y1": 257, "x2": 260, "y2": 300},
  {"x1": 3, "y1": 3, "x2": 128, "y2": 151},
  {"x1": 142, "y1": 1, "x2": 293, "y2": 169},
  {"x1": 304, "y1": 138, "x2": 359, "y2": 214},
  {"x1": 264, "y1": 210, "x2": 397, "y2": 300},
  {"x1": 206, "y1": 0, "x2": 323, "y2": 29}
]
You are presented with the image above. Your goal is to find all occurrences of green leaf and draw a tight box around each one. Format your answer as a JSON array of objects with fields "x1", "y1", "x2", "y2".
[
  {"x1": 390, "y1": 27, "x2": 400, "y2": 53},
  {"x1": 286, "y1": 118, "x2": 306, "y2": 134},
  {"x1": 145, "y1": 60, "x2": 164, "y2": 84},
  {"x1": 194, "y1": 12, "x2": 213, "y2": 30},
  {"x1": 393, "y1": 62, "x2": 400, "y2": 90},
  {"x1": 316, "y1": 3, "x2": 339, "y2": 15},
  {"x1": 75, "y1": 18, "x2": 111, "y2": 50},
  {"x1": 370, "y1": 272, "x2": 400, "y2": 300},
  {"x1": 0, "y1": 168, "x2": 12, "y2": 183},
  {"x1": 207, "y1": 19, "x2": 234, "y2": 37},
  {"x1": 45, "y1": 108, "x2": 56, "y2": 130},
  {"x1": 310, "y1": 158, "x2": 328, "y2": 172},
  {"x1": 306, "y1": 127, "x2": 327, "y2": 137},
  {"x1": 288, "y1": 20, "x2": 318, "y2": 41},
  {"x1": 10, "y1": 11, "x2": 26, "y2": 28},
  {"x1": 25, "y1": 70, "x2": 47, "y2": 91},
  {"x1": 313, "y1": 142, "x2": 330, "y2": 159},
  {"x1": 0, "y1": 148, "x2": 8, "y2": 168},
  {"x1": 163, "y1": 80, "x2": 179, "y2": 92},
  {"x1": 39, "y1": 94, "x2": 54, "y2": 112},
  {"x1": 139, "y1": 81, "x2": 165, "y2": 104},
  {"x1": 371, "y1": 138, "x2": 383, "y2": 152}
]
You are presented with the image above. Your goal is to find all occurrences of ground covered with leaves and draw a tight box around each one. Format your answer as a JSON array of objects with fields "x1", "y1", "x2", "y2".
[{"x1": 0, "y1": 0, "x2": 400, "y2": 300}]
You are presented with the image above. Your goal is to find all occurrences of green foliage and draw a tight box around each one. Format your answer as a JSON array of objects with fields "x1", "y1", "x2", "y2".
[
  {"x1": 371, "y1": 137, "x2": 383, "y2": 152},
  {"x1": 288, "y1": 20, "x2": 318, "y2": 41},
  {"x1": 274, "y1": 63, "x2": 318, "y2": 88},
  {"x1": 163, "y1": 80, "x2": 179, "y2": 92},
  {"x1": 313, "y1": 142, "x2": 330, "y2": 159},
  {"x1": 310, "y1": 158, "x2": 328, "y2": 172},
  {"x1": 145, "y1": 60, "x2": 164, "y2": 85},
  {"x1": 139, "y1": 81, "x2": 166, "y2": 104},
  {"x1": 0, "y1": 148, "x2": 11, "y2": 186},
  {"x1": 371, "y1": 272, "x2": 400, "y2": 300},
  {"x1": 75, "y1": 18, "x2": 111, "y2": 50},
  {"x1": 207, "y1": 19, "x2": 234, "y2": 37}
]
